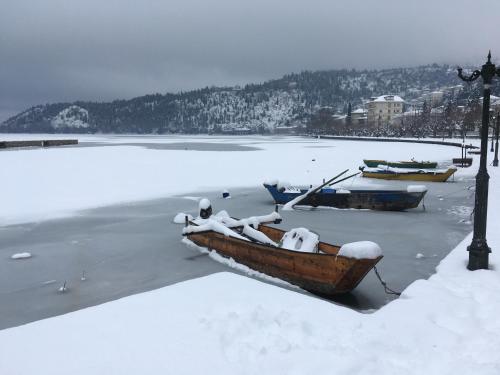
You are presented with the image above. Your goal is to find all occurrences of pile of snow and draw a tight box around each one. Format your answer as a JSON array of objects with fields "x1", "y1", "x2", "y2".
[
  {"x1": 182, "y1": 209, "x2": 281, "y2": 247},
  {"x1": 283, "y1": 186, "x2": 302, "y2": 193},
  {"x1": 335, "y1": 188, "x2": 351, "y2": 194},
  {"x1": 367, "y1": 165, "x2": 450, "y2": 174},
  {"x1": 51, "y1": 105, "x2": 89, "y2": 129},
  {"x1": 407, "y1": 185, "x2": 428, "y2": 193},
  {"x1": 337, "y1": 241, "x2": 382, "y2": 259},
  {"x1": 172, "y1": 212, "x2": 193, "y2": 224},
  {"x1": 277, "y1": 181, "x2": 291, "y2": 191},
  {"x1": 10, "y1": 252, "x2": 32, "y2": 260},
  {"x1": 282, "y1": 187, "x2": 315, "y2": 211},
  {"x1": 279, "y1": 228, "x2": 319, "y2": 252},
  {"x1": 263, "y1": 178, "x2": 278, "y2": 186},
  {"x1": 198, "y1": 198, "x2": 211, "y2": 210}
]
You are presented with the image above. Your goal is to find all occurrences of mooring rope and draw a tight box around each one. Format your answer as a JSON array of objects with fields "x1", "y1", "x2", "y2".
[{"x1": 373, "y1": 266, "x2": 401, "y2": 296}]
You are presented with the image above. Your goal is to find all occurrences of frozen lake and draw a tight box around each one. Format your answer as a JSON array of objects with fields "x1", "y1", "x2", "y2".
[{"x1": 0, "y1": 179, "x2": 473, "y2": 329}]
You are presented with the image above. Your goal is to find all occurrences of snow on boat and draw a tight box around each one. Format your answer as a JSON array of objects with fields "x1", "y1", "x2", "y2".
[
  {"x1": 361, "y1": 166, "x2": 457, "y2": 182},
  {"x1": 181, "y1": 202, "x2": 383, "y2": 296},
  {"x1": 263, "y1": 182, "x2": 427, "y2": 211},
  {"x1": 363, "y1": 159, "x2": 438, "y2": 169}
]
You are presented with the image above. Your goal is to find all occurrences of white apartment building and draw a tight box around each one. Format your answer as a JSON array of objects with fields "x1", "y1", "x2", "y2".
[{"x1": 366, "y1": 95, "x2": 404, "y2": 125}]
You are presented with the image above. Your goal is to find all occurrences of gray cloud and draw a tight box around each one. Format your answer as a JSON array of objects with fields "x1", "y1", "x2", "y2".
[{"x1": 1, "y1": 0, "x2": 500, "y2": 121}]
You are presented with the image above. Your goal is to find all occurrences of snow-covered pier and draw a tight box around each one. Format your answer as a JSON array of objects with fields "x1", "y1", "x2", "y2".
[{"x1": 0, "y1": 139, "x2": 78, "y2": 148}]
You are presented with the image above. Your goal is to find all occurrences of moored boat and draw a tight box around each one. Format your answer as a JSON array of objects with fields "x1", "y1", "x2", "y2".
[
  {"x1": 361, "y1": 166, "x2": 457, "y2": 182},
  {"x1": 363, "y1": 159, "x2": 438, "y2": 169},
  {"x1": 183, "y1": 217, "x2": 383, "y2": 296},
  {"x1": 263, "y1": 182, "x2": 427, "y2": 211}
]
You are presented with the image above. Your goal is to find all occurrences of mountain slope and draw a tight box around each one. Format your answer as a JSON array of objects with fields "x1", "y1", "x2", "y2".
[{"x1": 1, "y1": 65, "x2": 481, "y2": 134}]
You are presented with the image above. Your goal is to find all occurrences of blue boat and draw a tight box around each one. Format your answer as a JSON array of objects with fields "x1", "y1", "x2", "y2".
[{"x1": 263, "y1": 183, "x2": 427, "y2": 211}]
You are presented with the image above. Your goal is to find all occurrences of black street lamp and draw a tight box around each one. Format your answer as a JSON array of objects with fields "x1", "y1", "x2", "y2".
[
  {"x1": 457, "y1": 51, "x2": 499, "y2": 270},
  {"x1": 491, "y1": 112, "x2": 495, "y2": 152},
  {"x1": 494, "y1": 113, "x2": 499, "y2": 167}
]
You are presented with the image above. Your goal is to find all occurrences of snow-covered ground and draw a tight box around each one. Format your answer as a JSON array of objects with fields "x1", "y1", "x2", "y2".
[
  {"x1": 0, "y1": 135, "x2": 476, "y2": 225},
  {"x1": 1, "y1": 135, "x2": 497, "y2": 374}
]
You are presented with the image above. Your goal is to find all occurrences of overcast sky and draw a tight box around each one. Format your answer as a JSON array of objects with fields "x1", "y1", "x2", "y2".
[{"x1": 1, "y1": 0, "x2": 500, "y2": 121}]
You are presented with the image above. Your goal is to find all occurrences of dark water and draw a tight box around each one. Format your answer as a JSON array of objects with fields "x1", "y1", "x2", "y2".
[{"x1": 0, "y1": 179, "x2": 474, "y2": 330}]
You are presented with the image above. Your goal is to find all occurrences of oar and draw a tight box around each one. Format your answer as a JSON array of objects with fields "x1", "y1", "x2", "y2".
[
  {"x1": 308, "y1": 169, "x2": 349, "y2": 195},
  {"x1": 328, "y1": 171, "x2": 361, "y2": 186},
  {"x1": 289, "y1": 169, "x2": 349, "y2": 208}
]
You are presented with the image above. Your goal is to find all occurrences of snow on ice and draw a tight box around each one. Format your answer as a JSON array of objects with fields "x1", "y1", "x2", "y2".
[
  {"x1": 10, "y1": 252, "x2": 32, "y2": 260},
  {"x1": 0, "y1": 135, "x2": 475, "y2": 225},
  {"x1": 1, "y1": 135, "x2": 498, "y2": 374}
]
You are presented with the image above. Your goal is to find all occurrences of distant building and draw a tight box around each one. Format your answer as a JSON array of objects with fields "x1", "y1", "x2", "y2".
[
  {"x1": 429, "y1": 91, "x2": 444, "y2": 106},
  {"x1": 367, "y1": 95, "x2": 404, "y2": 125},
  {"x1": 350, "y1": 108, "x2": 367, "y2": 125}
]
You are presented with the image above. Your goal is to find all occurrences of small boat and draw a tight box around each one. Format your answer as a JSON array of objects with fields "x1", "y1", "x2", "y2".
[
  {"x1": 263, "y1": 183, "x2": 427, "y2": 211},
  {"x1": 183, "y1": 218, "x2": 382, "y2": 296},
  {"x1": 361, "y1": 166, "x2": 457, "y2": 182},
  {"x1": 363, "y1": 159, "x2": 438, "y2": 169},
  {"x1": 452, "y1": 158, "x2": 473, "y2": 167}
]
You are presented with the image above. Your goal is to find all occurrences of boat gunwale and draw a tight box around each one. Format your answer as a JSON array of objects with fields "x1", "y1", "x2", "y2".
[
  {"x1": 263, "y1": 184, "x2": 427, "y2": 196},
  {"x1": 184, "y1": 226, "x2": 382, "y2": 263}
]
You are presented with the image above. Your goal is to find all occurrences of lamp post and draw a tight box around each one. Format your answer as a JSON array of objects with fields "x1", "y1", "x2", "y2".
[
  {"x1": 494, "y1": 113, "x2": 499, "y2": 167},
  {"x1": 491, "y1": 112, "x2": 495, "y2": 152},
  {"x1": 457, "y1": 51, "x2": 499, "y2": 270}
]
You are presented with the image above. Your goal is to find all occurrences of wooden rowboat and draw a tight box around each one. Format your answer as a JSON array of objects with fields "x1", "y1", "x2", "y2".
[
  {"x1": 364, "y1": 159, "x2": 438, "y2": 169},
  {"x1": 361, "y1": 167, "x2": 457, "y2": 182},
  {"x1": 184, "y1": 223, "x2": 382, "y2": 296}
]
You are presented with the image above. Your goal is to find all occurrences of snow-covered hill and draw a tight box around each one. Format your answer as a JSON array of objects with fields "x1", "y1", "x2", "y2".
[{"x1": 1, "y1": 65, "x2": 487, "y2": 134}]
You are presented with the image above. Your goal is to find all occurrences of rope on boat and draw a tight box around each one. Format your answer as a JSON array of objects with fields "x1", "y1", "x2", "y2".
[{"x1": 373, "y1": 266, "x2": 401, "y2": 296}]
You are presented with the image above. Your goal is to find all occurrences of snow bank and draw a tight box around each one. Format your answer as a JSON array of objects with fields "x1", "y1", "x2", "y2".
[
  {"x1": 10, "y1": 252, "x2": 32, "y2": 260},
  {"x1": 280, "y1": 228, "x2": 319, "y2": 252},
  {"x1": 338, "y1": 241, "x2": 382, "y2": 259}
]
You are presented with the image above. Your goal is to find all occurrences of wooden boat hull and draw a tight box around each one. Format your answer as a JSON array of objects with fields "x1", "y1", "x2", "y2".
[
  {"x1": 264, "y1": 184, "x2": 426, "y2": 211},
  {"x1": 362, "y1": 168, "x2": 456, "y2": 182},
  {"x1": 364, "y1": 159, "x2": 438, "y2": 169},
  {"x1": 185, "y1": 224, "x2": 382, "y2": 295}
]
